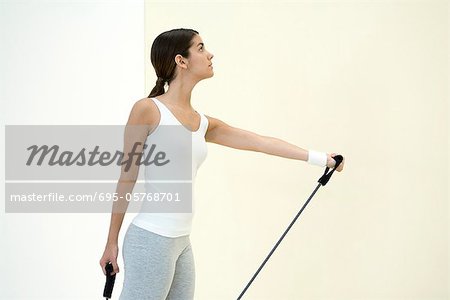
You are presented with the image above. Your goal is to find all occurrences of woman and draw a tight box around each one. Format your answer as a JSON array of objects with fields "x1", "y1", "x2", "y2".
[{"x1": 99, "y1": 28, "x2": 345, "y2": 299}]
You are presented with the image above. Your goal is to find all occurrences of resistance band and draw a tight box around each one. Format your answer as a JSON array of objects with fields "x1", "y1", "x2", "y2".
[{"x1": 237, "y1": 155, "x2": 344, "y2": 299}]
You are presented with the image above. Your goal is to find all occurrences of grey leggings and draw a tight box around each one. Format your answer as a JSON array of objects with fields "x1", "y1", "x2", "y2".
[{"x1": 119, "y1": 223, "x2": 195, "y2": 300}]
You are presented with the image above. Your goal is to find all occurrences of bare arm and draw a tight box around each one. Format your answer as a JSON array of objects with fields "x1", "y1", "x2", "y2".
[
  {"x1": 100, "y1": 98, "x2": 157, "y2": 275},
  {"x1": 205, "y1": 115, "x2": 343, "y2": 171}
]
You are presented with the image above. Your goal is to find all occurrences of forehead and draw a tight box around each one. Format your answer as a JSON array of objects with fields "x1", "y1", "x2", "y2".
[{"x1": 191, "y1": 35, "x2": 203, "y2": 47}]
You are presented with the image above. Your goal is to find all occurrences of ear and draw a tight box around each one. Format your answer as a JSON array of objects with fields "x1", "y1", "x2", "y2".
[{"x1": 174, "y1": 54, "x2": 188, "y2": 69}]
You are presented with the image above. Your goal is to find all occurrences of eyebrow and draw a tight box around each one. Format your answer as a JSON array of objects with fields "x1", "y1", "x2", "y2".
[{"x1": 197, "y1": 43, "x2": 204, "y2": 47}]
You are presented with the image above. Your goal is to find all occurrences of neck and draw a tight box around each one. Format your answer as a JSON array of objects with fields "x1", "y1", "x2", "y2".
[{"x1": 161, "y1": 74, "x2": 199, "y2": 110}]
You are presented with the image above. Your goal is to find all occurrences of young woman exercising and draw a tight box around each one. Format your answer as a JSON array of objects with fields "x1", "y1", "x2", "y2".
[{"x1": 99, "y1": 28, "x2": 345, "y2": 300}]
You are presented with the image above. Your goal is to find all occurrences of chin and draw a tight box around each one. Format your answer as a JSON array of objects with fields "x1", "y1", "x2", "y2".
[{"x1": 205, "y1": 73, "x2": 214, "y2": 80}]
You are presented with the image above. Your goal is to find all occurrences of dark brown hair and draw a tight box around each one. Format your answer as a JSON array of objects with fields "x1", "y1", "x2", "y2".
[{"x1": 148, "y1": 28, "x2": 199, "y2": 98}]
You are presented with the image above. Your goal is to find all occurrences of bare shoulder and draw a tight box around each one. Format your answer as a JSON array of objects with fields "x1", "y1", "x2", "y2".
[
  {"x1": 204, "y1": 114, "x2": 232, "y2": 142},
  {"x1": 127, "y1": 97, "x2": 160, "y2": 126},
  {"x1": 205, "y1": 115, "x2": 229, "y2": 130},
  {"x1": 204, "y1": 114, "x2": 218, "y2": 133}
]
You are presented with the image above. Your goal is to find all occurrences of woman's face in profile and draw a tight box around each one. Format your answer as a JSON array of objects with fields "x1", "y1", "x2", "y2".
[{"x1": 185, "y1": 34, "x2": 214, "y2": 80}]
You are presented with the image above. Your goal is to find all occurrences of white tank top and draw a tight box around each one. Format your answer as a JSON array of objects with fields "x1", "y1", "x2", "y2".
[{"x1": 131, "y1": 97, "x2": 208, "y2": 237}]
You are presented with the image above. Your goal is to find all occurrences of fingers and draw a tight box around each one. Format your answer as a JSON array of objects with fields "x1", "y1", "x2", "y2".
[
  {"x1": 99, "y1": 260, "x2": 106, "y2": 276},
  {"x1": 338, "y1": 158, "x2": 345, "y2": 172},
  {"x1": 112, "y1": 260, "x2": 120, "y2": 275},
  {"x1": 100, "y1": 244, "x2": 120, "y2": 275},
  {"x1": 330, "y1": 153, "x2": 344, "y2": 172},
  {"x1": 100, "y1": 260, "x2": 119, "y2": 275}
]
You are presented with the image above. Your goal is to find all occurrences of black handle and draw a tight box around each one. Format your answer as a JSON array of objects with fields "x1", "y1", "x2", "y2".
[
  {"x1": 318, "y1": 154, "x2": 343, "y2": 186},
  {"x1": 332, "y1": 155, "x2": 343, "y2": 169},
  {"x1": 103, "y1": 262, "x2": 116, "y2": 299}
]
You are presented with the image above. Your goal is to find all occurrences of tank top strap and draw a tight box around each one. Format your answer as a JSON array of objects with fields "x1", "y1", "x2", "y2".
[
  {"x1": 198, "y1": 112, "x2": 209, "y2": 135},
  {"x1": 150, "y1": 97, "x2": 209, "y2": 135},
  {"x1": 149, "y1": 97, "x2": 179, "y2": 125}
]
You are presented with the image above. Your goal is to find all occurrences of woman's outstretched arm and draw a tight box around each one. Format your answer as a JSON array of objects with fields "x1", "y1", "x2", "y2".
[{"x1": 205, "y1": 115, "x2": 344, "y2": 172}]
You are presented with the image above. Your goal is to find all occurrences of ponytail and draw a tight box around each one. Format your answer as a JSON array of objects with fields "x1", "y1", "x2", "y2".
[{"x1": 148, "y1": 77, "x2": 167, "y2": 98}]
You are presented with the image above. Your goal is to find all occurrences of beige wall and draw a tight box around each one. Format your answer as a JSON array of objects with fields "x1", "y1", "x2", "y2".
[{"x1": 145, "y1": 0, "x2": 448, "y2": 299}]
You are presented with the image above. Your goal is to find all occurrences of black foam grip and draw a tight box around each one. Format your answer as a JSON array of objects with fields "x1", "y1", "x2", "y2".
[
  {"x1": 103, "y1": 262, "x2": 116, "y2": 299},
  {"x1": 333, "y1": 155, "x2": 343, "y2": 169},
  {"x1": 318, "y1": 154, "x2": 344, "y2": 186}
]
